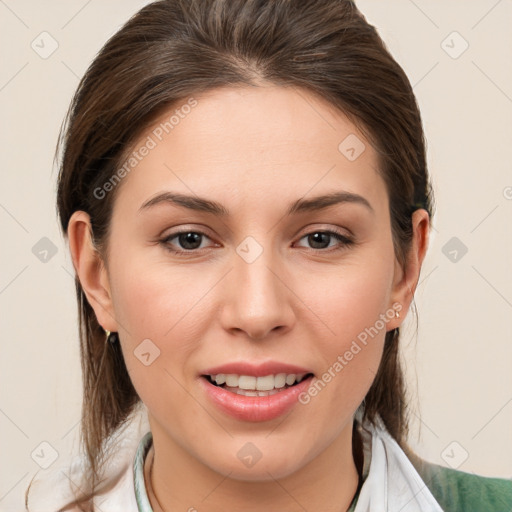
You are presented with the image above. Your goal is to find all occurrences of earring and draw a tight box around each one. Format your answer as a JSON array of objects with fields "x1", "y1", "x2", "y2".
[
  {"x1": 105, "y1": 329, "x2": 118, "y2": 343},
  {"x1": 395, "y1": 310, "x2": 400, "y2": 318}
]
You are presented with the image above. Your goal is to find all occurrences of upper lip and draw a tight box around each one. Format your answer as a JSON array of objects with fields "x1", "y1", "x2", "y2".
[{"x1": 201, "y1": 361, "x2": 313, "y2": 377}]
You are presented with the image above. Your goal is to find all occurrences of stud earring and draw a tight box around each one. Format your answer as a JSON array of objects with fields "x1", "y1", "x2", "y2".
[{"x1": 105, "y1": 329, "x2": 118, "y2": 343}]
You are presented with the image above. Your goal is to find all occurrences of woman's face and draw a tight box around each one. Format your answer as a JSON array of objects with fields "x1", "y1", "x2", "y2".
[{"x1": 78, "y1": 85, "x2": 425, "y2": 481}]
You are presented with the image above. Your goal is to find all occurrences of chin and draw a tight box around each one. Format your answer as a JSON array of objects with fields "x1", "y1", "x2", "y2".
[
  {"x1": 219, "y1": 459, "x2": 304, "y2": 482},
  {"x1": 200, "y1": 442, "x2": 310, "y2": 482}
]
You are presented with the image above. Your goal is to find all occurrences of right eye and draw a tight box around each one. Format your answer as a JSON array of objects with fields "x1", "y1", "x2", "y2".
[{"x1": 160, "y1": 230, "x2": 216, "y2": 255}]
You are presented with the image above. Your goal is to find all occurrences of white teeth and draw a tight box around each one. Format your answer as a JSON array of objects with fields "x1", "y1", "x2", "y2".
[
  {"x1": 256, "y1": 375, "x2": 275, "y2": 391},
  {"x1": 238, "y1": 375, "x2": 257, "y2": 390},
  {"x1": 274, "y1": 373, "x2": 286, "y2": 388},
  {"x1": 209, "y1": 372, "x2": 308, "y2": 391},
  {"x1": 232, "y1": 388, "x2": 281, "y2": 397},
  {"x1": 285, "y1": 374, "x2": 297, "y2": 386},
  {"x1": 225, "y1": 374, "x2": 239, "y2": 387},
  {"x1": 236, "y1": 389, "x2": 258, "y2": 396}
]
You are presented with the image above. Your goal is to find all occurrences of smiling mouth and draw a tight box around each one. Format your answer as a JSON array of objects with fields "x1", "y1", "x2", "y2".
[{"x1": 203, "y1": 372, "x2": 315, "y2": 397}]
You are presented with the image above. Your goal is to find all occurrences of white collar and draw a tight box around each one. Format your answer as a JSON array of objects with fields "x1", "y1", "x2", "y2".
[{"x1": 353, "y1": 414, "x2": 444, "y2": 511}]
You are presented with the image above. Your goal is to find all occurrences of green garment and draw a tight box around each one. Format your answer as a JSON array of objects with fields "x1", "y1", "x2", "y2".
[{"x1": 408, "y1": 450, "x2": 512, "y2": 512}]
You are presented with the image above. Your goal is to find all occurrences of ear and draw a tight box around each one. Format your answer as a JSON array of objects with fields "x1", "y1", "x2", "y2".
[
  {"x1": 67, "y1": 210, "x2": 118, "y2": 332},
  {"x1": 387, "y1": 208, "x2": 430, "y2": 329}
]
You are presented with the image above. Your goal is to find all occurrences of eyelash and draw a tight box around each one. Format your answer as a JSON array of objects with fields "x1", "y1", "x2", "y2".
[{"x1": 159, "y1": 229, "x2": 354, "y2": 256}]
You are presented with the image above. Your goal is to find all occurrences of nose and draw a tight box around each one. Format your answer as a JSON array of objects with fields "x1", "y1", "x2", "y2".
[{"x1": 220, "y1": 245, "x2": 295, "y2": 341}]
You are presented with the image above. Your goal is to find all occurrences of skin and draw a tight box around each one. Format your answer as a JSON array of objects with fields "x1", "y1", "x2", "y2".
[{"x1": 68, "y1": 84, "x2": 429, "y2": 512}]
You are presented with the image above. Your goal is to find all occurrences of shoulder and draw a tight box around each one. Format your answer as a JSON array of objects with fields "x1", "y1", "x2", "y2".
[{"x1": 408, "y1": 452, "x2": 512, "y2": 512}]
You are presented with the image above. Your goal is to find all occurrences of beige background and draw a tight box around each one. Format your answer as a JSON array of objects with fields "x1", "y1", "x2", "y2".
[{"x1": 1, "y1": 0, "x2": 511, "y2": 510}]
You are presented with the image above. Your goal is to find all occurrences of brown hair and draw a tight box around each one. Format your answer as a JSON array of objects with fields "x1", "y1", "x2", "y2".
[{"x1": 27, "y1": 0, "x2": 434, "y2": 509}]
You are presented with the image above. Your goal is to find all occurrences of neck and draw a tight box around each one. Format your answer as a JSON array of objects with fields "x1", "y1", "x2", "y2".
[{"x1": 144, "y1": 421, "x2": 362, "y2": 512}]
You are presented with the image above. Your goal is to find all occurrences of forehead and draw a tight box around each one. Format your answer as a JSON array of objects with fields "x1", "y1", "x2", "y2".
[{"x1": 112, "y1": 85, "x2": 387, "y2": 216}]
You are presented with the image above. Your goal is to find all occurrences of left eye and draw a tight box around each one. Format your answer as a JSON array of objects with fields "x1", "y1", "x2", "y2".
[
  {"x1": 160, "y1": 229, "x2": 353, "y2": 255},
  {"x1": 295, "y1": 230, "x2": 353, "y2": 251}
]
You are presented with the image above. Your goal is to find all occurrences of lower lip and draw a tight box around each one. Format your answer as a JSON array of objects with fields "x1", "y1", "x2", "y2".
[{"x1": 200, "y1": 375, "x2": 314, "y2": 422}]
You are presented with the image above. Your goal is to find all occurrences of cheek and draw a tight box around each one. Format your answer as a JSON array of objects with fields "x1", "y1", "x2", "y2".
[
  {"x1": 106, "y1": 257, "x2": 207, "y2": 400},
  {"x1": 312, "y1": 248, "x2": 395, "y2": 347},
  {"x1": 302, "y1": 245, "x2": 395, "y2": 403},
  {"x1": 109, "y1": 255, "x2": 206, "y2": 341},
  {"x1": 109, "y1": 262, "x2": 206, "y2": 420}
]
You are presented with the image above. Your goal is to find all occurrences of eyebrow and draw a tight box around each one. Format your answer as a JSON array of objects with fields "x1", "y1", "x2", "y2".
[{"x1": 139, "y1": 190, "x2": 374, "y2": 216}]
